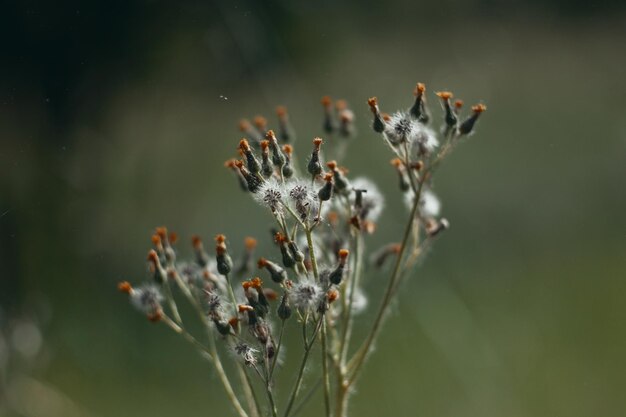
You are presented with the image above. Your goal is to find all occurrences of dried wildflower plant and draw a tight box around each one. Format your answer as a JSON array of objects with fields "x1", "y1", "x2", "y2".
[{"x1": 118, "y1": 84, "x2": 486, "y2": 417}]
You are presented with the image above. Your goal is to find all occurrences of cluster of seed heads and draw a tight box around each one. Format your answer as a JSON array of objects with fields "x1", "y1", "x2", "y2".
[{"x1": 118, "y1": 83, "x2": 486, "y2": 417}]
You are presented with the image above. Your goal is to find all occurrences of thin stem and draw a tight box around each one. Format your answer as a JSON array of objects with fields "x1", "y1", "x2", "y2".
[
  {"x1": 160, "y1": 313, "x2": 213, "y2": 361},
  {"x1": 162, "y1": 279, "x2": 183, "y2": 325},
  {"x1": 224, "y1": 273, "x2": 240, "y2": 332},
  {"x1": 282, "y1": 316, "x2": 324, "y2": 417},
  {"x1": 321, "y1": 319, "x2": 332, "y2": 417},
  {"x1": 161, "y1": 314, "x2": 249, "y2": 417},
  {"x1": 290, "y1": 378, "x2": 322, "y2": 417},
  {"x1": 239, "y1": 365, "x2": 262, "y2": 417},
  {"x1": 269, "y1": 320, "x2": 286, "y2": 379},
  {"x1": 339, "y1": 231, "x2": 362, "y2": 366},
  {"x1": 346, "y1": 179, "x2": 424, "y2": 385},
  {"x1": 304, "y1": 228, "x2": 319, "y2": 280},
  {"x1": 211, "y1": 337, "x2": 250, "y2": 417},
  {"x1": 266, "y1": 380, "x2": 279, "y2": 417}
]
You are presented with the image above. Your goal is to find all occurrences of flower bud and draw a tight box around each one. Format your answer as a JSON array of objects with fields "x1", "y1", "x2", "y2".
[
  {"x1": 327, "y1": 161, "x2": 349, "y2": 194},
  {"x1": 435, "y1": 91, "x2": 458, "y2": 128},
  {"x1": 239, "y1": 139, "x2": 261, "y2": 175},
  {"x1": 191, "y1": 235, "x2": 209, "y2": 267},
  {"x1": 288, "y1": 240, "x2": 305, "y2": 263},
  {"x1": 318, "y1": 172, "x2": 334, "y2": 202},
  {"x1": 409, "y1": 82, "x2": 430, "y2": 124},
  {"x1": 260, "y1": 140, "x2": 274, "y2": 178},
  {"x1": 276, "y1": 105, "x2": 295, "y2": 143},
  {"x1": 321, "y1": 96, "x2": 336, "y2": 134},
  {"x1": 277, "y1": 293, "x2": 292, "y2": 320},
  {"x1": 459, "y1": 104, "x2": 486, "y2": 135},
  {"x1": 390, "y1": 158, "x2": 410, "y2": 192},
  {"x1": 329, "y1": 249, "x2": 349, "y2": 285},
  {"x1": 275, "y1": 233, "x2": 296, "y2": 269},
  {"x1": 234, "y1": 160, "x2": 262, "y2": 193},
  {"x1": 225, "y1": 158, "x2": 251, "y2": 191},
  {"x1": 258, "y1": 257, "x2": 288, "y2": 283},
  {"x1": 214, "y1": 319, "x2": 232, "y2": 336},
  {"x1": 368, "y1": 97, "x2": 386, "y2": 133},
  {"x1": 147, "y1": 249, "x2": 166, "y2": 284},
  {"x1": 266, "y1": 130, "x2": 286, "y2": 168},
  {"x1": 282, "y1": 145, "x2": 294, "y2": 178},
  {"x1": 215, "y1": 234, "x2": 233, "y2": 275},
  {"x1": 239, "y1": 119, "x2": 263, "y2": 145},
  {"x1": 307, "y1": 138, "x2": 323, "y2": 177}
]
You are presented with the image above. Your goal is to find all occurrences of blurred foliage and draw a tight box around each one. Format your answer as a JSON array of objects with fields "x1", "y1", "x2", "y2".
[{"x1": 1, "y1": 1, "x2": 626, "y2": 416}]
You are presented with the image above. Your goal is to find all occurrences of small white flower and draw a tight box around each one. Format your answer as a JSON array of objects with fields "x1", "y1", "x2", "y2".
[
  {"x1": 350, "y1": 177, "x2": 385, "y2": 222},
  {"x1": 130, "y1": 285, "x2": 163, "y2": 315},
  {"x1": 289, "y1": 280, "x2": 324, "y2": 312},
  {"x1": 403, "y1": 188, "x2": 441, "y2": 218}
]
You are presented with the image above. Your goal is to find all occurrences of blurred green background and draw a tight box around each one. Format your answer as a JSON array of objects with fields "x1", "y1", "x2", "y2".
[{"x1": 1, "y1": 0, "x2": 626, "y2": 416}]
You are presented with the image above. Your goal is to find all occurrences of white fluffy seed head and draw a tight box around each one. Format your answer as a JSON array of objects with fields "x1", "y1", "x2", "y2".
[
  {"x1": 287, "y1": 180, "x2": 320, "y2": 220},
  {"x1": 130, "y1": 285, "x2": 163, "y2": 315},
  {"x1": 350, "y1": 177, "x2": 385, "y2": 222},
  {"x1": 383, "y1": 111, "x2": 439, "y2": 154},
  {"x1": 409, "y1": 125, "x2": 439, "y2": 156},
  {"x1": 404, "y1": 188, "x2": 441, "y2": 218},
  {"x1": 252, "y1": 178, "x2": 285, "y2": 214},
  {"x1": 234, "y1": 342, "x2": 259, "y2": 367},
  {"x1": 289, "y1": 280, "x2": 324, "y2": 312},
  {"x1": 384, "y1": 112, "x2": 416, "y2": 145}
]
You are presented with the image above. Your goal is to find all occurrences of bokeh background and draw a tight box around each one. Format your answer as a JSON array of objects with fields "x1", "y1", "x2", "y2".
[{"x1": 1, "y1": 0, "x2": 626, "y2": 416}]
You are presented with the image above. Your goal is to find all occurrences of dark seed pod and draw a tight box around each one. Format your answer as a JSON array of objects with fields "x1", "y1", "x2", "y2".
[
  {"x1": 258, "y1": 258, "x2": 288, "y2": 283},
  {"x1": 318, "y1": 173, "x2": 334, "y2": 201},
  {"x1": 307, "y1": 138, "x2": 323, "y2": 177},
  {"x1": 409, "y1": 83, "x2": 430, "y2": 124},
  {"x1": 214, "y1": 319, "x2": 232, "y2": 336},
  {"x1": 459, "y1": 104, "x2": 486, "y2": 135},
  {"x1": 288, "y1": 241, "x2": 305, "y2": 263},
  {"x1": 277, "y1": 293, "x2": 292, "y2": 320}
]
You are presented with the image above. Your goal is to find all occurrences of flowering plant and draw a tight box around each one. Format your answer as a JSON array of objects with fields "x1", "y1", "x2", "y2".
[{"x1": 118, "y1": 83, "x2": 486, "y2": 417}]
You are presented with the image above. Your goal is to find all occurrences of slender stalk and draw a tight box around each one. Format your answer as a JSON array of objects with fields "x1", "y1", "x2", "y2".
[
  {"x1": 211, "y1": 337, "x2": 251, "y2": 417},
  {"x1": 266, "y1": 380, "x2": 279, "y2": 417},
  {"x1": 283, "y1": 316, "x2": 324, "y2": 417},
  {"x1": 339, "y1": 231, "x2": 362, "y2": 365},
  {"x1": 334, "y1": 383, "x2": 349, "y2": 417},
  {"x1": 160, "y1": 313, "x2": 213, "y2": 362},
  {"x1": 321, "y1": 319, "x2": 332, "y2": 417},
  {"x1": 239, "y1": 365, "x2": 262, "y2": 417},
  {"x1": 290, "y1": 378, "x2": 321, "y2": 417},
  {"x1": 269, "y1": 319, "x2": 286, "y2": 379},
  {"x1": 162, "y1": 279, "x2": 183, "y2": 324},
  {"x1": 161, "y1": 314, "x2": 249, "y2": 417},
  {"x1": 346, "y1": 179, "x2": 424, "y2": 384},
  {"x1": 223, "y1": 273, "x2": 241, "y2": 334},
  {"x1": 304, "y1": 224, "x2": 332, "y2": 417}
]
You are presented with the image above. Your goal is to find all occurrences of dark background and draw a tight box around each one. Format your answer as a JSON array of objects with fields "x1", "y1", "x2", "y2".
[{"x1": 1, "y1": 1, "x2": 626, "y2": 416}]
